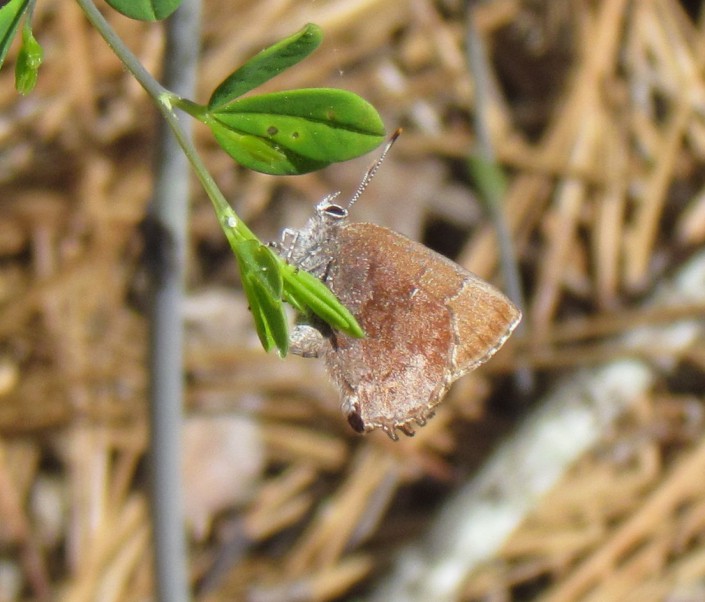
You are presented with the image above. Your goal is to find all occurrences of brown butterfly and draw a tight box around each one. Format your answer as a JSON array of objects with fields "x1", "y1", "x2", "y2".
[{"x1": 279, "y1": 132, "x2": 521, "y2": 440}]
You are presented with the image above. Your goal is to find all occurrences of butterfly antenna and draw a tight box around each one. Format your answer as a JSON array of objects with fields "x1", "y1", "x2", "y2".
[{"x1": 347, "y1": 128, "x2": 402, "y2": 210}]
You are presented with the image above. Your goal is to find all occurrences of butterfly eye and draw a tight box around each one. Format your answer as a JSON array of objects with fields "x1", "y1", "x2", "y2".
[{"x1": 322, "y1": 204, "x2": 348, "y2": 219}]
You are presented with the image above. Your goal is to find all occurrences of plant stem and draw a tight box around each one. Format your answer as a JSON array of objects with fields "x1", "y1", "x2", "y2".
[{"x1": 74, "y1": 0, "x2": 257, "y2": 246}]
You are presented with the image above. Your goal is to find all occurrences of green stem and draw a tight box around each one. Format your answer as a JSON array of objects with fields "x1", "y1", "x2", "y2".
[
  {"x1": 73, "y1": 0, "x2": 364, "y2": 349},
  {"x1": 74, "y1": 0, "x2": 258, "y2": 247},
  {"x1": 170, "y1": 96, "x2": 209, "y2": 120}
]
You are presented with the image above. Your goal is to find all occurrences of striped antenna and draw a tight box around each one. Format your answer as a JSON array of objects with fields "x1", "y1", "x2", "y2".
[{"x1": 347, "y1": 128, "x2": 402, "y2": 210}]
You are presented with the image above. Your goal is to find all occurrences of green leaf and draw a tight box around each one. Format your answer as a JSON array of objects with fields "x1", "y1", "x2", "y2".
[
  {"x1": 207, "y1": 88, "x2": 385, "y2": 174},
  {"x1": 15, "y1": 21, "x2": 41, "y2": 95},
  {"x1": 234, "y1": 240, "x2": 289, "y2": 356},
  {"x1": 104, "y1": 0, "x2": 182, "y2": 21},
  {"x1": 227, "y1": 235, "x2": 365, "y2": 353},
  {"x1": 282, "y1": 265, "x2": 364, "y2": 339},
  {"x1": 209, "y1": 23, "x2": 323, "y2": 110},
  {"x1": 0, "y1": 0, "x2": 28, "y2": 71},
  {"x1": 209, "y1": 124, "x2": 329, "y2": 175}
]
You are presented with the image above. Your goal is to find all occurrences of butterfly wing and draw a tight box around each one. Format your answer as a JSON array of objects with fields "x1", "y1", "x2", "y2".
[{"x1": 323, "y1": 223, "x2": 520, "y2": 439}]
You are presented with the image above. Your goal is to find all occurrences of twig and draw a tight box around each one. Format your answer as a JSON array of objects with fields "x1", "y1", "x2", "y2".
[
  {"x1": 146, "y1": 2, "x2": 202, "y2": 601},
  {"x1": 465, "y1": 4, "x2": 533, "y2": 392}
]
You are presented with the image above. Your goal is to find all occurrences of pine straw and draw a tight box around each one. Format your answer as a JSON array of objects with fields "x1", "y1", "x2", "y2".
[{"x1": 0, "y1": 0, "x2": 704, "y2": 600}]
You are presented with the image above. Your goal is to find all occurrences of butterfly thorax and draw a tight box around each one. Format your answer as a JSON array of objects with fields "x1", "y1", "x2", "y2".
[{"x1": 279, "y1": 194, "x2": 349, "y2": 278}]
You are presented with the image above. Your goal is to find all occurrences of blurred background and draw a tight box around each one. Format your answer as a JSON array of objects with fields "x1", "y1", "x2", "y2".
[{"x1": 1, "y1": 0, "x2": 705, "y2": 600}]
